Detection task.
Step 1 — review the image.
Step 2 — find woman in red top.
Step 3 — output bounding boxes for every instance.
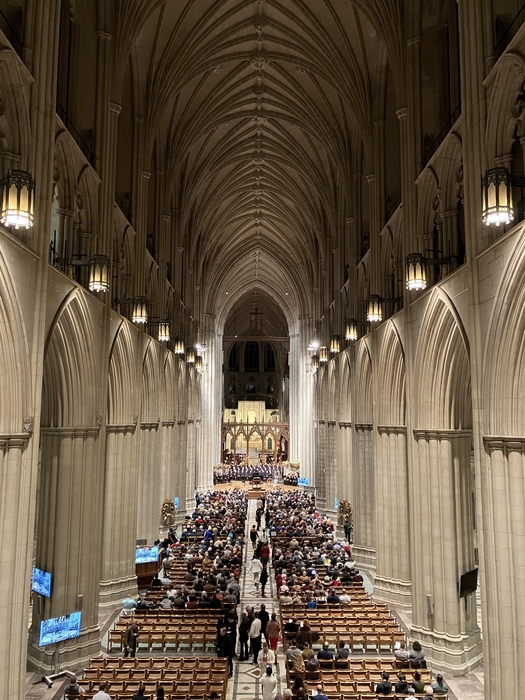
[266,612,281,663]
[260,542,270,566]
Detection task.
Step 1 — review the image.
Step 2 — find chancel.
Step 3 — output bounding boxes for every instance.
[0,3,522,700]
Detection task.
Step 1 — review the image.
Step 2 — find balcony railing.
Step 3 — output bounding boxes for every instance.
[0,9,22,57]
[423,104,461,166]
[495,3,525,58]
[56,102,95,166]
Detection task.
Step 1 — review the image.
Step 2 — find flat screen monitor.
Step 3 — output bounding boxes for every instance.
[298,477,309,486]
[459,568,478,598]
[135,545,159,564]
[32,567,52,598]
[39,612,82,646]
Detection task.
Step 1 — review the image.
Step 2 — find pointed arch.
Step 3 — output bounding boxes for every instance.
[42,290,98,427]
[108,321,136,425]
[141,341,160,423]
[337,351,352,424]
[163,351,177,421]
[484,233,525,435]
[0,249,31,433]
[414,290,471,430]
[378,321,405,426]
[355,341,373,424]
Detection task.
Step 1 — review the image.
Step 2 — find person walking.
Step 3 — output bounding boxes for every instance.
[266,612,281,663]
[261,665,277,700]
[238,612,251,661]
[249,611,262,664]
[123,620,140,657]
[251,557,263,592]
[260,563,269,597]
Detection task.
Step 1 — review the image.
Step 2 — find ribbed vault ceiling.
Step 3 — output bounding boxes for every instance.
[117,0,404,329]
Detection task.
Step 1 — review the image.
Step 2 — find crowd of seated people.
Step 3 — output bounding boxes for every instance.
[213,462,284,484]
[265,489,335,538]
[140,491,247,613]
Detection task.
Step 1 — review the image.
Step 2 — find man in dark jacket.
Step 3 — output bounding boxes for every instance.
[217,626,235,678]
[375,672,393,695]
[395,673,410,694]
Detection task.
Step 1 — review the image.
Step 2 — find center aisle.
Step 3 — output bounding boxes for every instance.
[227,496,286,700]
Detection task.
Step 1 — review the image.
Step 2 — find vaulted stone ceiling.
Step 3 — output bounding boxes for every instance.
[114,0,407,331]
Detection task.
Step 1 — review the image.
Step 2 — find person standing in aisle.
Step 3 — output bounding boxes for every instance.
[260,563,269,597]
[249,611,262,664]
[266,612,281,664]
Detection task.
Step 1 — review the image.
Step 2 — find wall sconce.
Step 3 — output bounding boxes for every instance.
[406,253,427,291]
[158,320,170,342]
[481,167,515,226]
[319,346,328,363]
[366,294,382,323]
[405,251,461,291]
[1,169,35,230]
[69,254,110,292]
[132,296,148,324]
[330,334,340,354]
[344,318,358,341]
[88,255,110,292]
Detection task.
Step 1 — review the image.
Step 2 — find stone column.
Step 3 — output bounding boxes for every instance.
[28,427,103,670]
[336,423,352,503]
[175,420,187,522]
[289,320,314,484]
[324,421,338,515]
[159,420,175,507]
[481,437,525,698]
[411,429,482,673]
[198,317,220,491]
[185,418,196,510]
[99,425,138,606]
[0,432,31,698]
[137,422,160,544]
[352,424,375,567]
[316,418,327,507]
[374,426,411,606]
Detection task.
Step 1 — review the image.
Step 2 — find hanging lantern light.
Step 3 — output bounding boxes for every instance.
[345,318,358,342]
[406,253,427,291]
[481,167,513,226]
[186,348,195,364]
[195,354,203,369]
[311,354,320,368]
[319,346,328,363]
[132,296,148,324]
[88,255,110,292]
[366,294,382,323]
[174,338,185,355]
[1,170,35,229]
[330,334,340,354]
[158,320,170,342]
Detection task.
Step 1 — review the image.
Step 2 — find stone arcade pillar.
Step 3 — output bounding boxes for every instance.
[28,427,103,670]
[137,422,160,544]
[185,419,197,511]
[0,432,31,698]
[289,322,315,485]
[410,430,482,673]
[99,424,139,607]
[374,426,411,606]
[481,437,525,698]
[352,424,375,567]
[198,317,221,492]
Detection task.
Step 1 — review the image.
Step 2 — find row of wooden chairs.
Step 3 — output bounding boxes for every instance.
[109,630,216,653]
[84,668,223,683]
[85,680,223,694]
[89,657,224,670]
[68,694,222,700]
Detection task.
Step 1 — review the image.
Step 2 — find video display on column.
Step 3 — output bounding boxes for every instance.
[39,612,82,646]
[135,545,159,564]
[32,567,52,598]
